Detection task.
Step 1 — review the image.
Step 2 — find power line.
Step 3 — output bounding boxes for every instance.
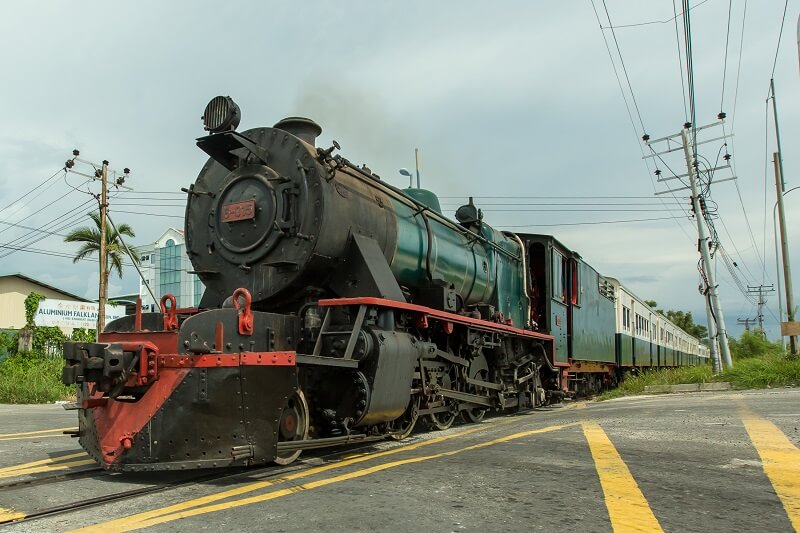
[720,0,733,112]
[589,0,696,243]
[600,0,646,134]
[438,195,688,199]
[112,210,184,219]
[499,215,688,228]
[730,0,747,134]
[597,0,712,29]
[0,197,95,248]
[769,0,790,80]
[718,0,765,280]
[0,167,66,219]
[451,208,689,212]
[672,0,689,122]
[439,201,686,206]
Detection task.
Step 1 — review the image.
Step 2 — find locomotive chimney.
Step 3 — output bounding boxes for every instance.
[273,117,322,147]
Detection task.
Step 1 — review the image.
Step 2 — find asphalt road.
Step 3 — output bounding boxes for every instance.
[0,389,798,532]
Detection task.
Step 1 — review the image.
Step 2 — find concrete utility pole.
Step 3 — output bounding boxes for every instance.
[704,297,721,373]
[680,127,734,370]
[773,152,798,355]
[98,160,109,333]
[645,120,737,371]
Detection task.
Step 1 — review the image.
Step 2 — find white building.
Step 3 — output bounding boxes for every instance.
[137,228,204,311]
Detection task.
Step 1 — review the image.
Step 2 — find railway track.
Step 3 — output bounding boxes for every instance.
[0,465,102,492]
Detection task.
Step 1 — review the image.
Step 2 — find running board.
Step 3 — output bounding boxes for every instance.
[276,433,387,452]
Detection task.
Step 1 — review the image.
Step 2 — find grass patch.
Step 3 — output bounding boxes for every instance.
[597,364,714,400]
[0,352,73,404]
[597,355,800,401]
[721,355,800,389]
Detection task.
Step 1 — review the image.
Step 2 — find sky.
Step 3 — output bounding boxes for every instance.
[0,0,797,341]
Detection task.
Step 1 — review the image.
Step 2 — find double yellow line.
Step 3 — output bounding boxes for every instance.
[0,427,77,442]
[73,421,578,532]
[0,450,94,524]
[0,451,94,479]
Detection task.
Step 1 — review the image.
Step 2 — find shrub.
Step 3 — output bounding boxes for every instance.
[0,351,73,404]
[728,330,784,360]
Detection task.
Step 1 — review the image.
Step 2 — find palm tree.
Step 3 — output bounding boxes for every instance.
[64,212,140,329]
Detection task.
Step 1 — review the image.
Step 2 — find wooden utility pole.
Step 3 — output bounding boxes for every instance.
[98,160,109,333]
[773,153,797,355]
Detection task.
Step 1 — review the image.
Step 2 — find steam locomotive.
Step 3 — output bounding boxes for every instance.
[61,96,707,471]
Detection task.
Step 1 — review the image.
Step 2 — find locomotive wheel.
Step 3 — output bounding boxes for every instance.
[427,410,456,431]
[462,354,490,424]
[389,395,420,440]
[273,389,309,465]
[426,362,457,430]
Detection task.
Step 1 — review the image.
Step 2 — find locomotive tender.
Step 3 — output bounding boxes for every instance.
[61,96,708,471]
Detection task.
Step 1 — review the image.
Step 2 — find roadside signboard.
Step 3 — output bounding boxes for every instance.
[34,299,126,330]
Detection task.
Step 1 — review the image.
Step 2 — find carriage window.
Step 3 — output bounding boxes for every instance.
[552,251,566,301]
[571,260,580,305]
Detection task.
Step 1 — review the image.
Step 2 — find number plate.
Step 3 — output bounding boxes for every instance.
[221,200,256,222]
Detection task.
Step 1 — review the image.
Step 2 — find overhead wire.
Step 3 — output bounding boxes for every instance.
[589,0,696,243]
[769,0,790,80]
[597,0,712,29]
[499,215,689,228]
[718,0,765,280]
[672,0,690,122]
[719,0,733,113]
[0,167,66,219]
[601,0,646,133]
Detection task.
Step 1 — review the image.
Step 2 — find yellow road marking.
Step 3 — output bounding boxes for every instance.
[0,452,89,475]
[582,421,663,532]
[0,459,97,479]
[0,434,69,442]
[71,423,496,532]
[74,422,578,532]
[0,427,76,438]
[741,410,800,530]
[0,507,26,523]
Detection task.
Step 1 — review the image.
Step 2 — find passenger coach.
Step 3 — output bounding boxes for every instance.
[520,234,710,395]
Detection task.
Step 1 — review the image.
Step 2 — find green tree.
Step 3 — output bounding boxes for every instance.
[64,212,139,310]
[663,310,708,340]
[647,301,708,340]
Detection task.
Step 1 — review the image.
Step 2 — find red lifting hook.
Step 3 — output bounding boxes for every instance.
[233,288,254,336]
[160,294,178,331]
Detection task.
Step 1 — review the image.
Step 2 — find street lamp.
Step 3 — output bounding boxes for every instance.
[399,168,413,188]
[774,185,800,349]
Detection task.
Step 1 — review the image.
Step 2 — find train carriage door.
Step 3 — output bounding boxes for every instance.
[567,256,578,357]
[550,248,569,361]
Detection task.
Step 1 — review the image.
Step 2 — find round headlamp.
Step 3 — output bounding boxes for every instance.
[202,96,241,133]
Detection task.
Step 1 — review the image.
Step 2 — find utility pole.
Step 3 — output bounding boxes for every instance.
[746,284,775,335]
[680,126,734,369]
[64,154,131,334]
[98,160,109,333]
[773,152,798,355]
[645,119,737,371]
[704,296,721,373]
[737,318,756,332]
